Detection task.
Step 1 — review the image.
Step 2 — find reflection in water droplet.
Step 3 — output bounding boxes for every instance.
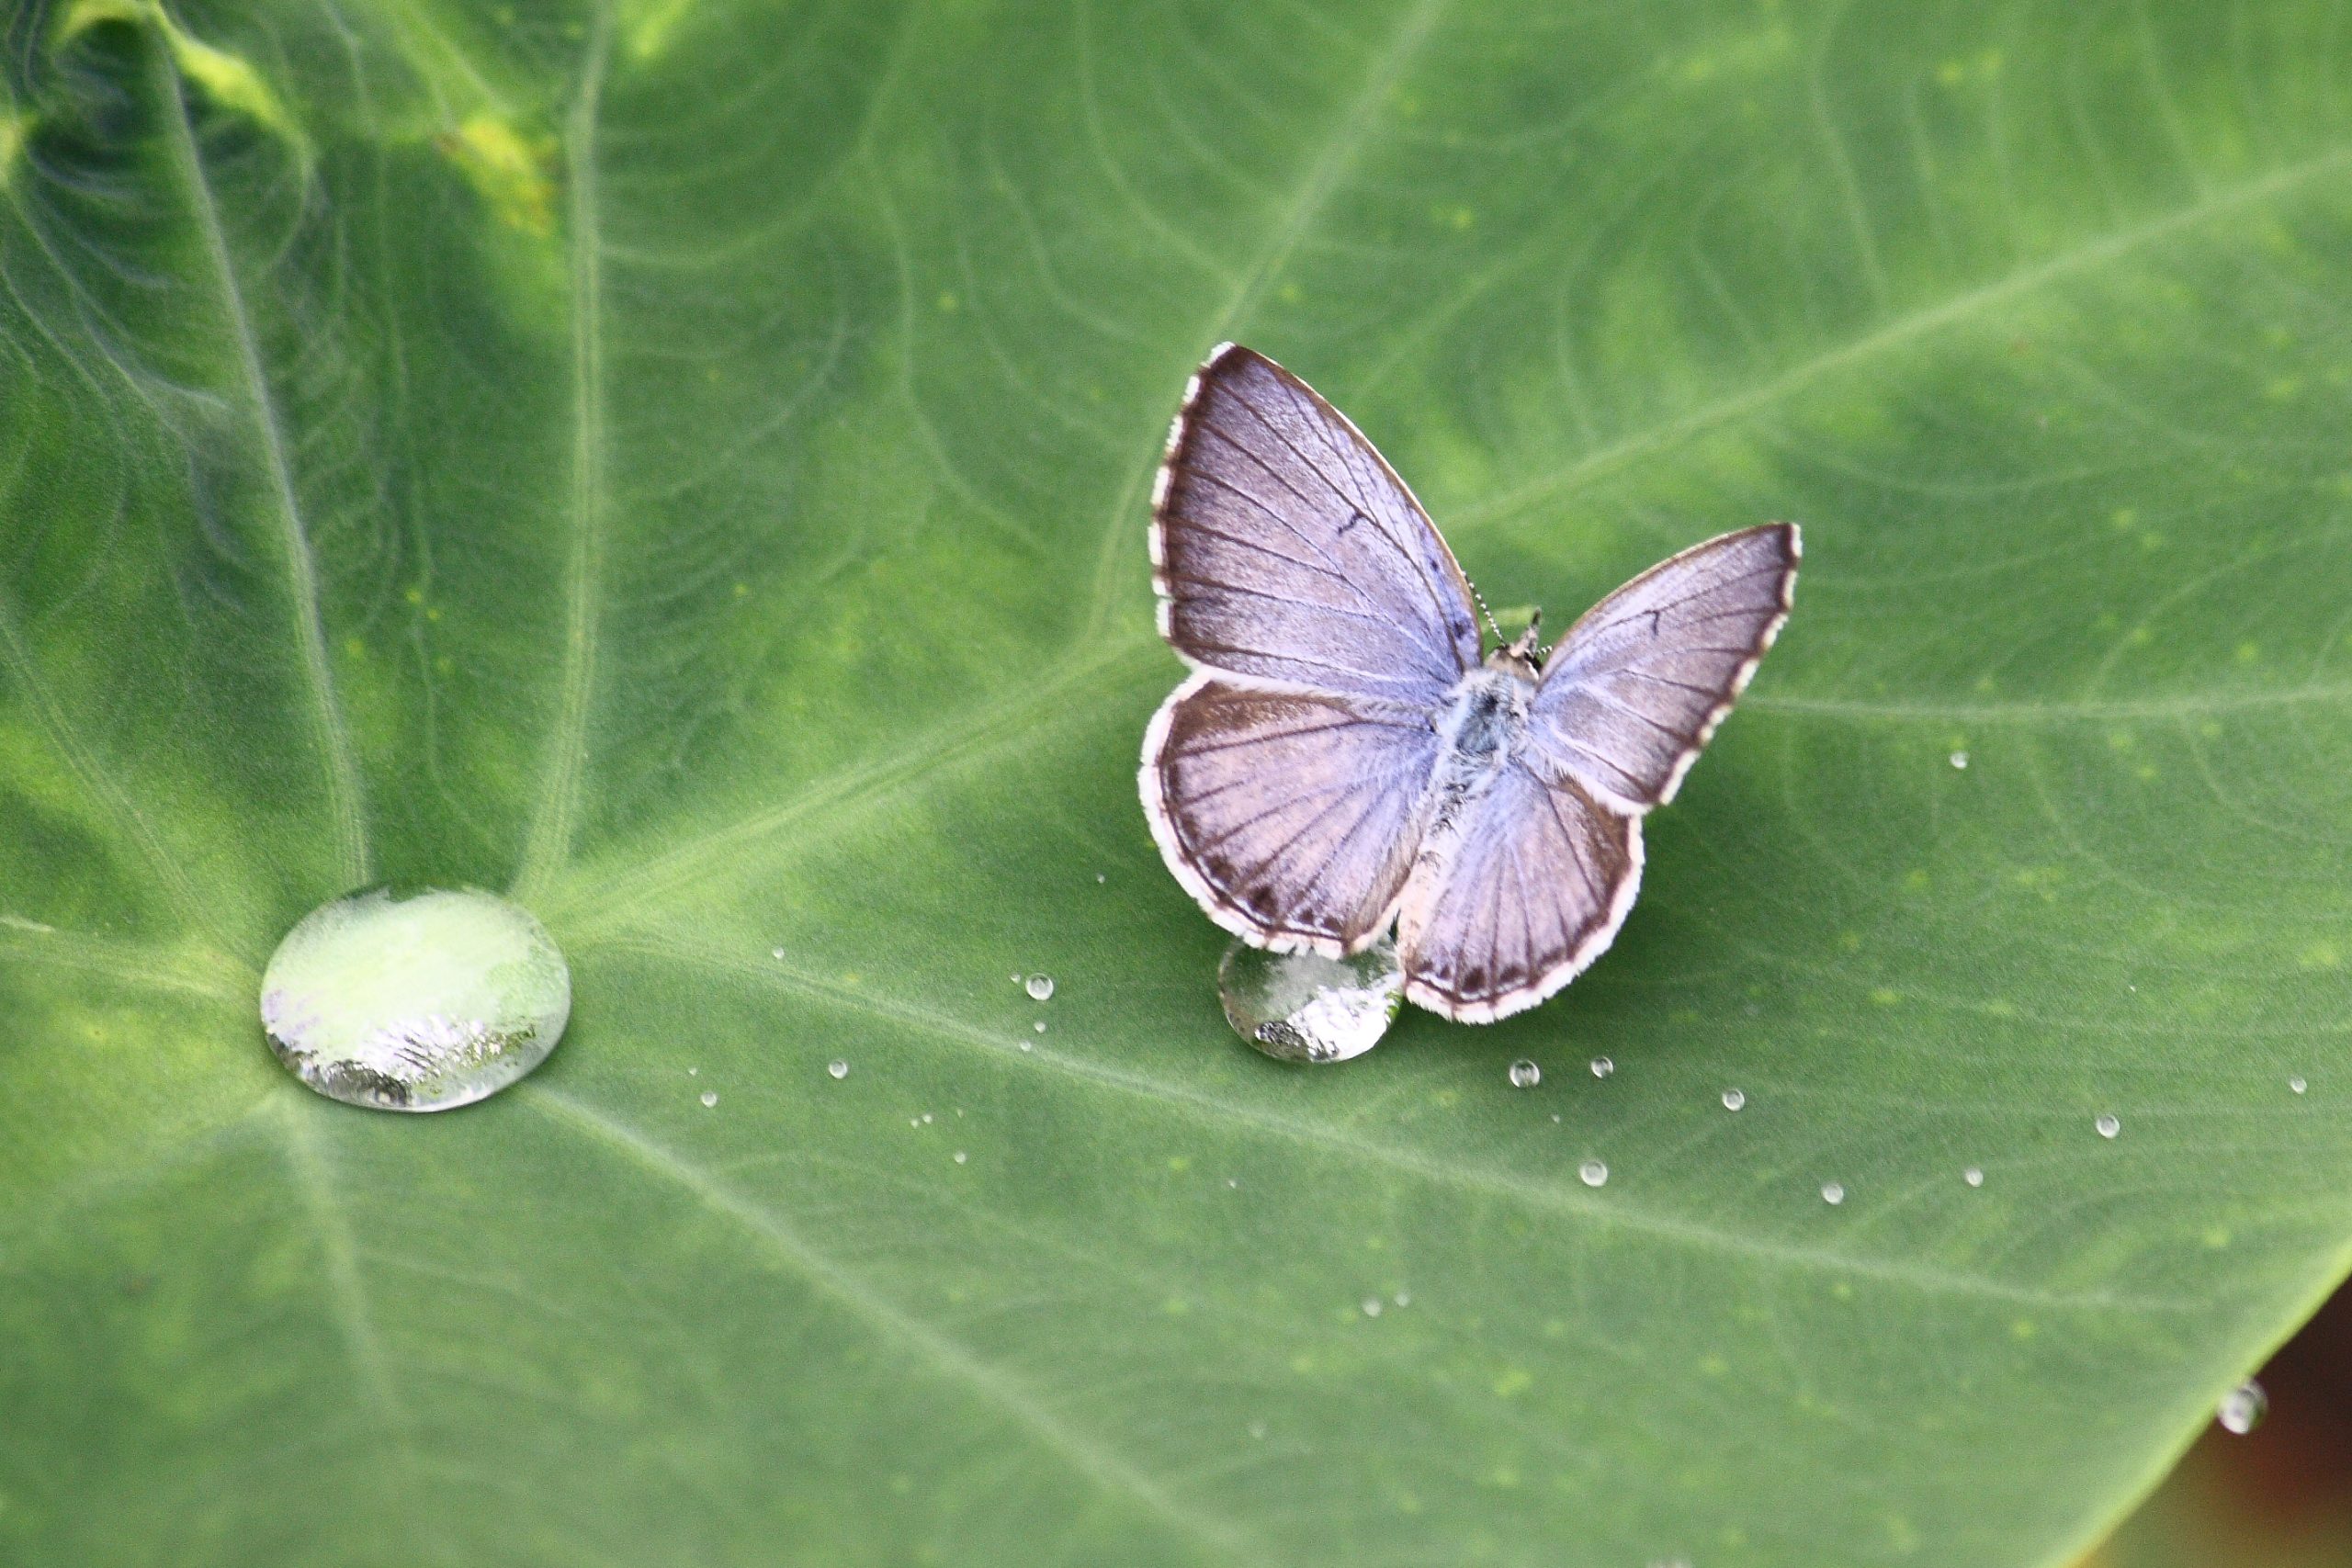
[1025,974,1056,1001]
[1821,1181,1846,1205]
[2217,1379,2268,1435]
[1721,1089,1746,1111]
[1218,938,1403,1064]
[2096,1113,2120,1138]
[259,886,570,1112]
[700,1091,718,1108]
[1361,1296,1383,1317]
[1950,751,1969,770]
[1508,1058,1541,1089]
[828,1059,850,1080]
[1964,1167,1984,1188]
[1589,1056,1614,1079]
[1579,1159,1608,1188]
[2290,1076,2308,1094]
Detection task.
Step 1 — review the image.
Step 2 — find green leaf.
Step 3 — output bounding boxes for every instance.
[4,1,2348,1562]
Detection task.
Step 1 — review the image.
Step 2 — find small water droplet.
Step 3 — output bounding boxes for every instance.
[258,886,571,1112]
[1227,1177,1239,1189]
[687,1066,698,1077]
[1025,974,1056,1001]
[1721,1089,1746,1111]
[1033,1020,1047,1033]
[1218,937,1403,1064]
[700,1091,718,1108]
[770,946,786,961]
[1589,1055,1614,1079]
[1019,1040,1034,1052]
[1578,1159,1608,1187]
[2290,1076,2308,1095]
[1821,1181,1846,1205]
[827,1059,849,1080]
[1096,873,1106,884]
[953,1150,967,1165]
[1394,1291,1410,1308]
[1950,750,1969,770]
[1361,1296,1384,1317]
[1964,1167,1984,1188]
[2217,1379,2268,1435]
[1248,1421,1267,1440]
[922,1112,933,1124]
[2096,1112,2120,1138]
[1508,1058,1542,1089]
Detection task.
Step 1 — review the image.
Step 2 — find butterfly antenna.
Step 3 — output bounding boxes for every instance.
[1467,580,1506,650]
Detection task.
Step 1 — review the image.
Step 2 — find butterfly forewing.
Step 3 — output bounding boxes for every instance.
[1396,765,1642,1023]
[1525,525,1799,812]
[1151,344,1482,704]
[1143,674,1442,954]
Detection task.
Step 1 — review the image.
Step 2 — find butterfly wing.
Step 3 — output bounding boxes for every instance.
[1525,524,1799,813]
[1150,343,1483,703]
[1142,673,1442,956]
[1395,763,1642,1023]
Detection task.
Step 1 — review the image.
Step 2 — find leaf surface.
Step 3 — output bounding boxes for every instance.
[5,2,2351,1563]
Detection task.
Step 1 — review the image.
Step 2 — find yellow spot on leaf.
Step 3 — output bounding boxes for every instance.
[1871,987,1901,1007]
[0,111,27,190]
[2010,1318,2037,1340]
[437,114,559,237]
[59,1,301,145]
[1491,1366,1532,1398]
[2301,940,2340,970]
[626,0,697,59]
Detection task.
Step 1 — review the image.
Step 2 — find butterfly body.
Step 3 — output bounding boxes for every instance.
[1141,343,1797,1025]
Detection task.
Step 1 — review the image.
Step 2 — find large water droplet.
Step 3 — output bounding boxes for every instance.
[2096,1112,2120,1139]
[1578,1159,1608,1187]
[1589,1055,1614,1079]
[2217,1379,2267,1435]
[1508,1058,1542,1089]
[1218,937,1402,1064]
[259,886,570,1112]
[1025,973,1056,1001]
[1721,1089,1746,1111]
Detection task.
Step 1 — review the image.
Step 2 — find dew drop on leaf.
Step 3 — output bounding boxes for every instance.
[1950,750,1969,770]
[1024,973,1056,1001]
[1509,1058,1542,1089]
[1579,1159,1608,1188]
[2096,1113,2120,1138]
[2216,1379,2267,1434]
[1361,1296,1384,1317]
[700,1091,718,1108]
[2290,1075,2308,1094]
[1217,937,1402,1064]
[1589,1055,1614,1079]
[1821,1181,1846,1205]
[1964,1167,1985,1188]
[258,886,570,1112]
[953,1150,967,1165]
[1721,1088,1746,1111]
[828,1059,849,1080]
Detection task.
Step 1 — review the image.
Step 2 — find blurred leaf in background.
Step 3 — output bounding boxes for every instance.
[5,1,2352,1564]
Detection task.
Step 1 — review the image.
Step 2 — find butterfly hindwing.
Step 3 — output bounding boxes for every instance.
[1524,524,1800,813]
[1142,673,1442,956]
[1151,344,1482,705]
[1396,764,1642,1023]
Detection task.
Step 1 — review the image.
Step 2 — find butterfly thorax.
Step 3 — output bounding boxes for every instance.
[1422,665,1535,835]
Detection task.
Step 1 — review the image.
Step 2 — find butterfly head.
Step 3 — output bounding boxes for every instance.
[1485,610,1544,680]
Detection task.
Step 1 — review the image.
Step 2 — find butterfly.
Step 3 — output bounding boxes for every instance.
[1139,344,1798,1023]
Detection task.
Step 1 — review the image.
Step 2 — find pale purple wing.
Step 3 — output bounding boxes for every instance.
[1142,672,1442,956]
[1396,763,1642,1023]
[1151,344,1482,705]
[1526,525,1799,813]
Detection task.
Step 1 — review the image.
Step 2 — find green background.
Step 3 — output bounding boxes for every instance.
[4,0,2351,1563]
